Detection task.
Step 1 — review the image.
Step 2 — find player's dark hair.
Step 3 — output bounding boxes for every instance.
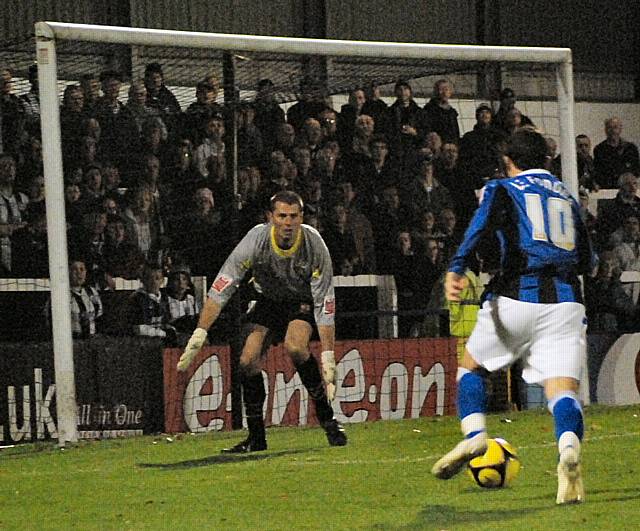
[270,190,304,212]
[505,129,549,171]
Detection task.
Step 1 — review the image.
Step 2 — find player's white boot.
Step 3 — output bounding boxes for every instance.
[556,446,584,504]
[432,432,488,480]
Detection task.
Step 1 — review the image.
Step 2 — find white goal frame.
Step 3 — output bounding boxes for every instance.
[35,21,577,445]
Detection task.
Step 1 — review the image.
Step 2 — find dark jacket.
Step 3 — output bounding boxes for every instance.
[423,98,460,144]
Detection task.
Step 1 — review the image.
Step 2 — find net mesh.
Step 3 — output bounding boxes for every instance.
[0,33,570,442]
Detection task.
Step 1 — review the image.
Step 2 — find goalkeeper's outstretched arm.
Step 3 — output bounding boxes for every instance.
[177,298,222,371]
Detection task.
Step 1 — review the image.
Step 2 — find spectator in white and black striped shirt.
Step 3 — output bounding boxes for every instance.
[164,265,200,333]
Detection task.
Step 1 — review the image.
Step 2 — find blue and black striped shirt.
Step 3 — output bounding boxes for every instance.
[449,170,596,304]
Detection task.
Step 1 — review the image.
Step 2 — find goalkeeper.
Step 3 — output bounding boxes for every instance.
[177,190,346,452]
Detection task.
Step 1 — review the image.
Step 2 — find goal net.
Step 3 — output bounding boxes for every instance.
[1,22,576,444]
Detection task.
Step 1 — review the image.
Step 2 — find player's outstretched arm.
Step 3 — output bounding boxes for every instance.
[177,298,222,372]
[445,271,468,302]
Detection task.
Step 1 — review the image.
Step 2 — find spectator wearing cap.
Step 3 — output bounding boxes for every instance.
[458,103,507,190]
[253,78,285,153]
[493,87,534,134]
[144,62,181,134]
[402,151,453,222]
[423,79,460,145]
[183,78,223,145]
[386,79,429,175]
[193,113,226,179]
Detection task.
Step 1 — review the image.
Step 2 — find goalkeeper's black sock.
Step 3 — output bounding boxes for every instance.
[242,371,266,443]
[294,355,334,423]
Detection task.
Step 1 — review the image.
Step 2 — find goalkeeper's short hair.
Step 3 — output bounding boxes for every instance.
[270,190,304,212]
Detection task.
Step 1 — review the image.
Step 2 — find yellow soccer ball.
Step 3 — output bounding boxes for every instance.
[467,437,521,488]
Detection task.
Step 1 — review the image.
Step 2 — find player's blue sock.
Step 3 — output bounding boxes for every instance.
[457,368,487,439]
[548,392,583,452]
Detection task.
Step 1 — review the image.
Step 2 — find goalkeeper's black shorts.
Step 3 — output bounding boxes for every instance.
[248,294,316,343]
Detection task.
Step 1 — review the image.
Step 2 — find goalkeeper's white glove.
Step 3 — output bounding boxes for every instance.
[177,328,208,372]
[320,350,337,401]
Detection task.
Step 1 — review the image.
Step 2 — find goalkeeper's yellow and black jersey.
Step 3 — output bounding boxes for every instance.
[207,223,336,326]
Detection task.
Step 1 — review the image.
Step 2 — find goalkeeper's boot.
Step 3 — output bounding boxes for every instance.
[222,416,267,453]
[321,418,347,447]
[431,432,488,480]
[556,446,584,505]
[221,435,267,454]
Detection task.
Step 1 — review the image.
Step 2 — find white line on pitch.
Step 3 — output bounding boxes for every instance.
[288,431,640,466]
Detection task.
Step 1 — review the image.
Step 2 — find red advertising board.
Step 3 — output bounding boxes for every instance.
[163,338,457,433]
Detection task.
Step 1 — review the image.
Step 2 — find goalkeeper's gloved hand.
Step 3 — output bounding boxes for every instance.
[320,350,337,401]
[177,328,208,372]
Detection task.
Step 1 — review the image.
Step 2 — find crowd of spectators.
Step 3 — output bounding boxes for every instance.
[1,62,640,337]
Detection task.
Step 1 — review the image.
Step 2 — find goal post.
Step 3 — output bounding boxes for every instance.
[36,37,77,446]
[34,22,577,443]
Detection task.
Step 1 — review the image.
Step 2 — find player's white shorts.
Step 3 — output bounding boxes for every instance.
[466,296,586,384]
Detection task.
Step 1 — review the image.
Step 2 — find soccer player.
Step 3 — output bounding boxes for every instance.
[177,190,347,452]
[431,130,595,504]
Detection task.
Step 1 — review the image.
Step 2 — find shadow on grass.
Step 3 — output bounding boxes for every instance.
[375,488,640,529]
[137,448,310,470]
[382,503,551,530]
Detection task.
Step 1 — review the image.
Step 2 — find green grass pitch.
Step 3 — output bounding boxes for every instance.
[1,405,639,530]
